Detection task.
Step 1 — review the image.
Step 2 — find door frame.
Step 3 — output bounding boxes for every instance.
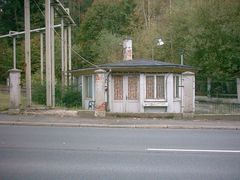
[111,74,140,113]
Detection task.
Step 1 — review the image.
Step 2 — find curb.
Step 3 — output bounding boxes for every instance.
[0,121,239,130]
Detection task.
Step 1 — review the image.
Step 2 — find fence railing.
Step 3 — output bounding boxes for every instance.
[196,79,237,98]
[195,96,240,114]
[0,85,26,95]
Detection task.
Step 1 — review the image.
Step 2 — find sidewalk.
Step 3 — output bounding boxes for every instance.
[0,109,240,130]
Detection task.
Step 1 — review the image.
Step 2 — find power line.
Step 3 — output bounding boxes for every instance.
[32,0,98,68]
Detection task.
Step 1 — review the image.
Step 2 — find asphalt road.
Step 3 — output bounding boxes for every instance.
[0,125,240,180]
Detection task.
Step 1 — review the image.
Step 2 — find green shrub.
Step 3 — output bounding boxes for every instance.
[32,81,82,108]
[32,82,46,105]
[62,86,82,108]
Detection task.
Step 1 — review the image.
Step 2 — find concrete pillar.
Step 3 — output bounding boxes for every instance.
[45,0,52,107]
[68,26,72,85]
[139,73,145,112]
[8,69,21,114]
[94,69,106,117]
[167,74,174,112]
[51,5,55,107]
[64,28,68,86]
[40,33,44,85]
[24,0,32,107]
[182,72,195,114]
[61,18,65,93]
[237,78,240,103]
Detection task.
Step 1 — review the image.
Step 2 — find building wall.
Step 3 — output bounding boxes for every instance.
[79,71,195,114]
[109,73,185,113]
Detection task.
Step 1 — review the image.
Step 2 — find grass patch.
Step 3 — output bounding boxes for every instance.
[0,91,27,111]
[0,91,9,111]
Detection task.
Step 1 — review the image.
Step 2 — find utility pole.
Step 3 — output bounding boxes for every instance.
[51,5,55,107]
[13,36,16,69]
[40,32,44,85]
[64,28,68,86]
[61,18,65,94]
[68,25,72,85]
[24,0,32,107]
[45,0,52,107]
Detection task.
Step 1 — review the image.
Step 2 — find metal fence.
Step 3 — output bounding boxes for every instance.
[196,79,237,98]
[195,103,240,114]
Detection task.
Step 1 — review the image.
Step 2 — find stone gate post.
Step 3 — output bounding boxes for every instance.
[94,69,106,117]
[8,69,21,114]
[182,72,195,116]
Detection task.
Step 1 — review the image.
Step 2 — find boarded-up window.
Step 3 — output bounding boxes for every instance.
[156,76,165,99]
[128,76,139,100]
[146,75,165,99]
[146,76,154,99]
[114,76,123,100]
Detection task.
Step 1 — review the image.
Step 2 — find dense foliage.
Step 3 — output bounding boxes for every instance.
[0,0,239,84]
[32,80,82,108]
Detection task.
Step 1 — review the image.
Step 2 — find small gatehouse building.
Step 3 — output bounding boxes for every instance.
[71,39,195,116]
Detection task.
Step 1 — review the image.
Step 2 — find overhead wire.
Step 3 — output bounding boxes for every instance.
[32,0,98,68]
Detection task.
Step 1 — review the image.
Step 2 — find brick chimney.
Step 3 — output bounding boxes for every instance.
[123,38,132,61]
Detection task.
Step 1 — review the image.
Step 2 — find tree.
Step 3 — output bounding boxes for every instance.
[76,0,137,65]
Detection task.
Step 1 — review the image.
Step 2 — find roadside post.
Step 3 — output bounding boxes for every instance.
[94,69,106,117]
[8,69,22,114]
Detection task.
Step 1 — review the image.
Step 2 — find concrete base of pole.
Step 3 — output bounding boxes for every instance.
[8,69,21,114]
[8,108,21,114]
